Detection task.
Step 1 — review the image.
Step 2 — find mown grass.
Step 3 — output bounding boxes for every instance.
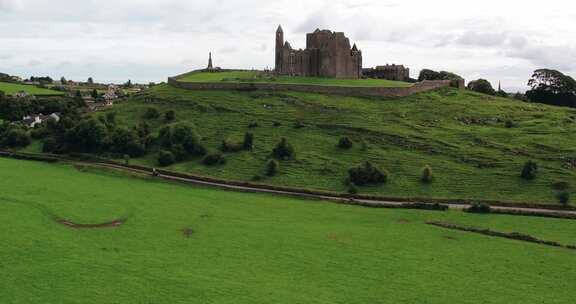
[0,81,64,95]
[177,71,412,87]
[104,84,576,205]
[1,157,576,303]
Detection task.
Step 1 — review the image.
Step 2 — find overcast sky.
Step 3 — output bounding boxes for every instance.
[1,0,575,91]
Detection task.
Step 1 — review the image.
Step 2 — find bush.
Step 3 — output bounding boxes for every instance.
[421,165,433,183]
[272,137,295,160]
[243,132,254,151]
[337,137,353,149]
[1,128,31,148]
[467,202,491,213]
[42,137,60,153]
[505,120,514,128]
[221,139,244,153]
[248,122,259,128]
[557,192,570,206]
[347,184,358,195]
[348,161,388,186]
[164,110,175,122]
[144,107,160,119]
[158,122,206,156]
[266,159,280,177]
[202,153,226,166]
[521,161,538,180]
[158,150,175,167]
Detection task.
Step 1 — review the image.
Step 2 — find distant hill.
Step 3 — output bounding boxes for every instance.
[0,81,64,96]
[97,84,576,205]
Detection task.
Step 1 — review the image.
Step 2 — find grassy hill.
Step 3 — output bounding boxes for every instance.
[102,84,576,205]
[178,71,413,87]
[0,81,64,96]
[1,157,576,303]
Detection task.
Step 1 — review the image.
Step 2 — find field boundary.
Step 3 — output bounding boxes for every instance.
[427,221,576,250]
[1,150,576,219]
[167,75,462,98]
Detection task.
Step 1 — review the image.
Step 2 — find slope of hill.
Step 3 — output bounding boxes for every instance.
[178,70,413,87]
[0,81,64,96]
[104,85,576,205]
[1,157,575,303]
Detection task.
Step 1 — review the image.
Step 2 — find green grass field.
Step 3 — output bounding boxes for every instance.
[0,82,64,96]
[177,71,413,87]
[102,85,576,205]
[1,157,576,303]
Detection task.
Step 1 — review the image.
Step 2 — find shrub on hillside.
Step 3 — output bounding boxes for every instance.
[266,159,280,177]
[521,161,538,180]
[202,153,226,166]
[248,122,259,128]
[337,137,353,149]
[158,150,175,167]
[158,122,206,156]
[557,192,570,207]
[347,184,359,195]
[144,107,160,119]
[505,120,514,128]
[467,202,491,213]
[243,132,254,151]
[421,165,433,183]
[164,110,176,122]
[221,138,244,153]
[272,137,295,160]
[348,161,388,186]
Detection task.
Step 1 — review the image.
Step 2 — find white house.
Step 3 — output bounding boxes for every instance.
[22,113,61,128]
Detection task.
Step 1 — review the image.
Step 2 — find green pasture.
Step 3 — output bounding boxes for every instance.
[0,82,64,96]
[1,157,576,303]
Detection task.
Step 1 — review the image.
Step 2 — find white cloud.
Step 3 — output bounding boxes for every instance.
[1,0,575,90]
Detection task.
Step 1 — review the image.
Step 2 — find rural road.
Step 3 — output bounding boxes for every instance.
[96,162,576,217]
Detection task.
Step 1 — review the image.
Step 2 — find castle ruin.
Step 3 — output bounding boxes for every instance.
[275,25,363,79]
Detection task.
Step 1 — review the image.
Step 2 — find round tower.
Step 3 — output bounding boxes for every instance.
[275,25,284,74]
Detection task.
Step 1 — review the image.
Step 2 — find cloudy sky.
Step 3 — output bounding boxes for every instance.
[1,0,575,91]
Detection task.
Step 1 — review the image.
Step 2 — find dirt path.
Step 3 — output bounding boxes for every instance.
[96,163,576,217]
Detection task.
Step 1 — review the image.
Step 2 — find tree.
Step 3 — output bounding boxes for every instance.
[418,69,441,81]
[60,77,67,84]
[521,161,538,180]
[202,153,226,166]
[526,69,576,107]
[158,122,205,156]
[144,107,160,119]
[421,165,433,183]
[158,150,175,166]
[338,137,353,149]
[164,110,176,122]
[243,132,254,150]
[66,118,108,152]
[348,161,388,186]
[124,80,133,88]
[467,79,496,95]
[110,127,145,157]
[272,137,295,160]
[557,192,570,207]
[91,89,99,99]
[0,127,31,147]
[266,159,279,176]
[418,69,463,82]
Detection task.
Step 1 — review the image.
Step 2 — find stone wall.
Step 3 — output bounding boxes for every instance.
[168,77,455,98]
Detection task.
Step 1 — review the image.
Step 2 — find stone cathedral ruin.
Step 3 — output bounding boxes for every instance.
[274,25,410,81]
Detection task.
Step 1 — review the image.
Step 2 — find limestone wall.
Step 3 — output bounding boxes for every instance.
[167,77,455,98]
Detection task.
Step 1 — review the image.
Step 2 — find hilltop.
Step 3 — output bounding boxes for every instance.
[89,83,576,205]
